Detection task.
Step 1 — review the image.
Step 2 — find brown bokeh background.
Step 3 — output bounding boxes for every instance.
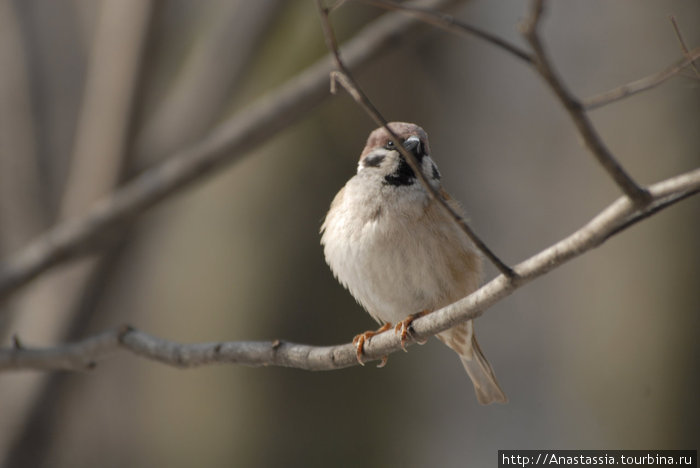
[0,1,698,467]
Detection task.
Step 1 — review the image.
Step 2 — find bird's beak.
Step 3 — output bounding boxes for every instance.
[402,135,423,157]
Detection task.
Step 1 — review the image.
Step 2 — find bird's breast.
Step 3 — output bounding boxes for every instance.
[322,183,480,324]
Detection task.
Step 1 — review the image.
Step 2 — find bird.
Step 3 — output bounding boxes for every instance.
[320,122,506,404]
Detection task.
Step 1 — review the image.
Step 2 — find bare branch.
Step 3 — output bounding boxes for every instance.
[317,0,516,278]
[359,0,533,63]
[583,47,700,110]
[2,168,698,372]
[358,1,700,114]
[0,0,460,303]
[520,0,651,205]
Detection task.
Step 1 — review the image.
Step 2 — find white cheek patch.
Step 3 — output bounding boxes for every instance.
[358,150,389,173]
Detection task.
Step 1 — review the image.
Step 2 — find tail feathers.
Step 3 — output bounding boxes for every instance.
[437,321,507,405]
[460,334,507,404]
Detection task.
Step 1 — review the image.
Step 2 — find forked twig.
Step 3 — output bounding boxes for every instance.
[361,1,700,113]
[520,0,651,205]
[669,15,700,78]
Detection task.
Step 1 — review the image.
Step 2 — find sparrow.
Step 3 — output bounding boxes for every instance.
[321,122,506,404]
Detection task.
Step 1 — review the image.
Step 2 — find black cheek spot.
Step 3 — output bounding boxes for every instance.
[431,163,441,180]
[363,154,385,168]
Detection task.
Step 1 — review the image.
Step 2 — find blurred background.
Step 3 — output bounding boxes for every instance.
[0,0,698,467]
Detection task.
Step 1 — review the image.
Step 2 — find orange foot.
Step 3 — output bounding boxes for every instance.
[352,322,392,366]
[394,310,430,351]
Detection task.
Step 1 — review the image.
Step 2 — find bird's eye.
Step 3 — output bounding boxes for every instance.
[385,140,395,150]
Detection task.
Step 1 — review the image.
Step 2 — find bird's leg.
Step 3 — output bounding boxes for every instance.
[394,310,430,351]
[352,322,392,366]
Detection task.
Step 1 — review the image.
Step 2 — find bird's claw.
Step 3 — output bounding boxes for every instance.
[352,322,392,366]
[394,310,429,351]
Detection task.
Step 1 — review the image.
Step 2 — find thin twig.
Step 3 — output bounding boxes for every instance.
[520,0,651,205]
[601,187,699,242]
[583,47,700,110]
[669,15,700,78]
[316,0,516,278]
[2,168,698,372]
[359,0,533,63]
[359,0,699,111]
[0,0,460,303]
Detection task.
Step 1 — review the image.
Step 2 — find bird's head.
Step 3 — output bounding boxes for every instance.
[357,122,441,188]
